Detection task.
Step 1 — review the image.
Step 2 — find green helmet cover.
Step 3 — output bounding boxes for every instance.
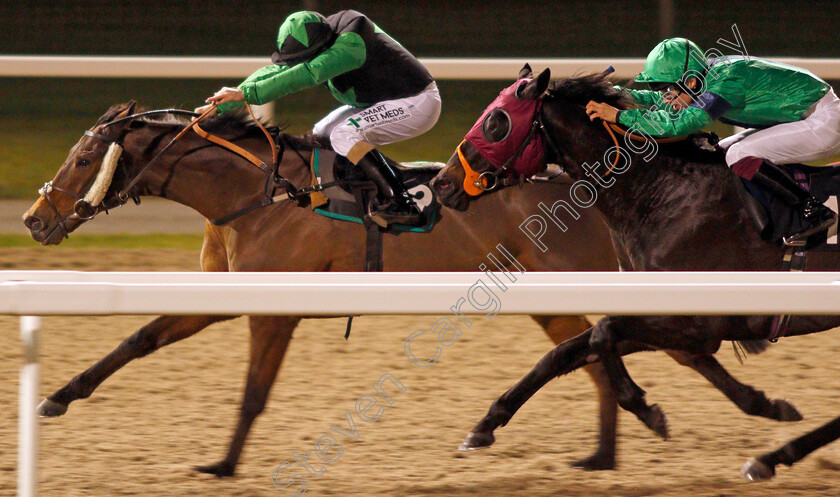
[271,11,335,65]
[635,38,707,85]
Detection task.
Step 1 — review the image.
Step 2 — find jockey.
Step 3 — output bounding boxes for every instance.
[196,10,441,227]
[586,37,839,239]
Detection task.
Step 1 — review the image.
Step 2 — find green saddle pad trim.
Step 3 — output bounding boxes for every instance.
[314,206,438,232]
[312,148,438,233]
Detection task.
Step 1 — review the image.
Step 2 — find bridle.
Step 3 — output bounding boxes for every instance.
[457,105,545,195]
[35,181,91,242]
[458,97,689,195]
[36,121,138,241]
[39,103,332,238]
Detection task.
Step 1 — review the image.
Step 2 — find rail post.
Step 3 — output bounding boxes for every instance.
[18,315,40,497]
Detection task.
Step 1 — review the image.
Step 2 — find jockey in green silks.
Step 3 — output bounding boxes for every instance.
[586,37,840,240]
[197,10,441,227]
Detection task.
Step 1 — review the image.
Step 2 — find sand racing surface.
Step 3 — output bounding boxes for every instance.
[2,247,840,496]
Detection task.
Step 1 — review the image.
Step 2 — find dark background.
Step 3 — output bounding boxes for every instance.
[2,0,839,57]
[1,0,838,197]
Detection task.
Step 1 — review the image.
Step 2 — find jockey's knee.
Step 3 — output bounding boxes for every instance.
[345,141,376,164]
[725,142,758,167]
[329,126,365,158]
[312,121,330,139]
[810,134,840,158]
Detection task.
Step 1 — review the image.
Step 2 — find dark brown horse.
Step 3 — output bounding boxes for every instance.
[430,67,840,480]
[22,101,798,478]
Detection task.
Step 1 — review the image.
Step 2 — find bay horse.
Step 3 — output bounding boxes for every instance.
[430,66,840,480]
[22,101,797,478]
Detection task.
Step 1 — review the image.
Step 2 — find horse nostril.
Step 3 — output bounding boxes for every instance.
[435,177,454,194]
[23,215,45,233]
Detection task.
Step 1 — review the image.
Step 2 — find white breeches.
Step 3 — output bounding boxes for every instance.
[721,89,840,166]
[312,82,442,157]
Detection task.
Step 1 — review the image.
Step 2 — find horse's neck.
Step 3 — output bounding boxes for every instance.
[558,125,655,229]
[562,129,766,269]
[126,130,313,223]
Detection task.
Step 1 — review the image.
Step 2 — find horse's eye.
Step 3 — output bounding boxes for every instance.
[482,109,512,143]
[76,158,91,168]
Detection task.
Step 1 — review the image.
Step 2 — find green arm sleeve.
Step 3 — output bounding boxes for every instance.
[613,85,664,108]
[217,32,366,115]
[215,65,288,114]
[617,105,713,137]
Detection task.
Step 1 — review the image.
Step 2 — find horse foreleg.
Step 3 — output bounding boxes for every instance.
[666,351,802,422]
[461,326,651,452]
[39,314,234,417]
[532,315,617,471]
[742,414,840,481]
[461,329,596,451]
[196,315,300,478]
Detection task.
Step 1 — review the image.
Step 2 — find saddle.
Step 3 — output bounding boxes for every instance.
[309,148,441,233]
[737,162,840,250]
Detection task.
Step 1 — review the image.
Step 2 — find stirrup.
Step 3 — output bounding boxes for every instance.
[365,199,422,228]
[365,212,389,229]
[364,211,423,229]
[783,216,836,246]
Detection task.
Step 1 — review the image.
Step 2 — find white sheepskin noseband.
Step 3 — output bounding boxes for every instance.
[82,142,122,207]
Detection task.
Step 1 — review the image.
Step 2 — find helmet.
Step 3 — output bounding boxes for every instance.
[271,11,336,65]
[635,38,707,88]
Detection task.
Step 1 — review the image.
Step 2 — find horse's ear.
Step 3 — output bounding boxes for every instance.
[96,101,137,126]
[518,63,533,80]
[520,68,551,100]
[118,100,137,118]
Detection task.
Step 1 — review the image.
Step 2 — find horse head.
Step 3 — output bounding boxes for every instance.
[23,101,138,245]
[431,66,633,211]
[431,64,551,210]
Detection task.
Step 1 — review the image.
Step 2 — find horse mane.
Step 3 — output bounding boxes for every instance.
[199,109,278,136]
[546,75,725,164]
[110,104,316,150]
[547,74,634,109]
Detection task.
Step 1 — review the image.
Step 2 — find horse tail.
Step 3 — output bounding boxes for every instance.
[732,340,771,364]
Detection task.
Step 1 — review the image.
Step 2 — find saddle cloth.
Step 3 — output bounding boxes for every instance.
[309,148,441,233]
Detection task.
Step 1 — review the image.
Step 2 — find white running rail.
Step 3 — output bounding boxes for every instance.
[4,271,840,315]
[2,56,839,79]
[6,270,840,497]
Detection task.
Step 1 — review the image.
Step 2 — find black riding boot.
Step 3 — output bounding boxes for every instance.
[355,150,422,228]
[751,162,836,243]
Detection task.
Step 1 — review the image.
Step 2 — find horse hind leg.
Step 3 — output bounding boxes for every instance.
[196,315,300,478]
[742,414,840,481]
[667,351,802,422]
[39,314,235,417]
[532,315,617,471]
[589,318,669,440]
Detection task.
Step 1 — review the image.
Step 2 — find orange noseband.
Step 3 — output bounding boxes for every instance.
[457,140,495,196]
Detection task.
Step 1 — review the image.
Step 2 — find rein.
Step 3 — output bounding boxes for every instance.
[66,103,331,228]
[201,102,336,225]
[116,104,220,201]
[600,121,687,175]
[461,103,694,195]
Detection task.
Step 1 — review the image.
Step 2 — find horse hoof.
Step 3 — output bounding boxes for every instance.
[37,398,68,417]
[740,458,775,481]
[647,403,670,440]
[772,398,804,422]
[570,452,616,471]
[458,430,495,451]
[195,461,235,478]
